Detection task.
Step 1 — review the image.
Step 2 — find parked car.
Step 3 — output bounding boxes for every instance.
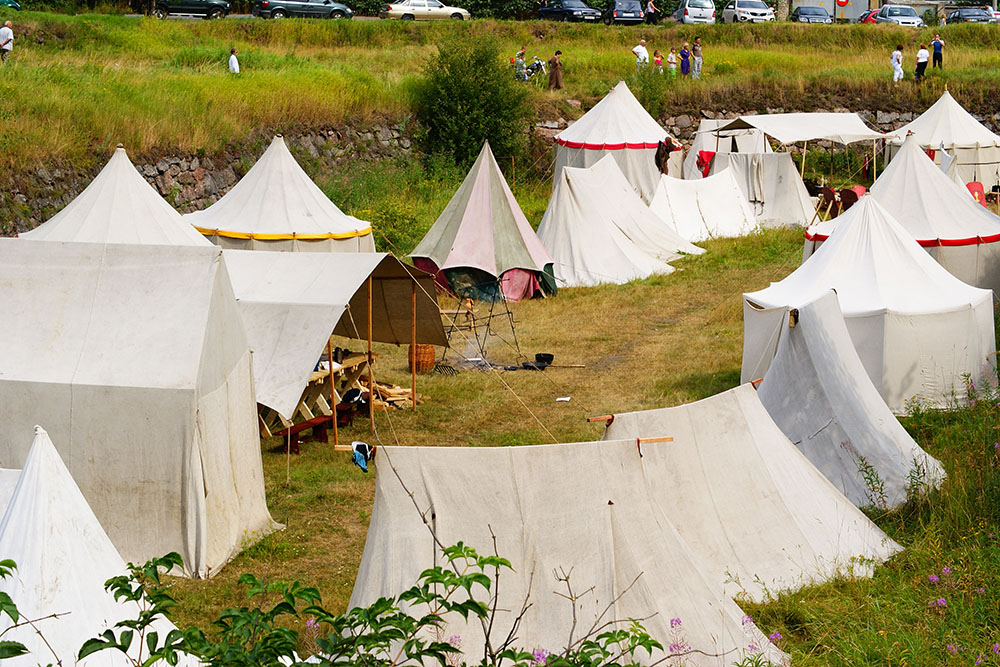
[154,0,230,18]
[254,0,353,17]
[0,0,21,10]
[379,0,469,18]
[856,8,877,22]
[790,4,831,22]
[603,0,644,24]
[720,0,775,22]
[673,0,716,23]
[875,4,924,26]
[537,0,602,21]
[945,7,993,23]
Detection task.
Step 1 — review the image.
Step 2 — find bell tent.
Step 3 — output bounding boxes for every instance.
[648,169,758,242]
[756,291,946,508]
[0,240,276,577]
[411,142,556,302]
[553,81,681,203]
[746,195,996,413]
[186,135,376,252]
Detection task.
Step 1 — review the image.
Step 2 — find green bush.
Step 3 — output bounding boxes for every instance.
[413,33,532,169]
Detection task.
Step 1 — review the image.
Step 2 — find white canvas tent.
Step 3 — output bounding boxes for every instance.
[186,135,376,252]
[553,81,681,203]
[0,240,275,577]
[745,195,996,414]
[885,90,1000,188]
[705,153,813,227]
[0,427,200,666]
[603,384,901,602]
[537,157,700,287]
[648,169,758,242]
[757,291,946,508]
[351,442,789,666]
[682,118,772,180]
[805,135,1000,296]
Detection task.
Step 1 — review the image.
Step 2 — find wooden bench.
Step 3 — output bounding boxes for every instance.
[273,415,333,455]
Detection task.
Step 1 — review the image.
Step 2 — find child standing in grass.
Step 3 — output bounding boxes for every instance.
[891,44,903,84]
[653,50,663,73]
[680,42,691,78]
[667,47,677,77]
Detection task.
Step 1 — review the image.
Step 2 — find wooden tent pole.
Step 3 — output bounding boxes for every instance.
[801,140,807,178]
[328,338,338,446]
[367,277,374,434]
[872,139,878,182]
[411,281,417,412]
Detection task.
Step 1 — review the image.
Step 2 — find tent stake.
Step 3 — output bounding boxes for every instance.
[411,281,417,411]
[368,277,374,434]
[328,338,339,446]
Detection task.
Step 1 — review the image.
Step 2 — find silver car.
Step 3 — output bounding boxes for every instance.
[675,0,716,23]
[379,0,470,19]
[875,4,924,26]
[721,0,775,22]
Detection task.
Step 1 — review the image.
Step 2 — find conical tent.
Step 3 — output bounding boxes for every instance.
[805,135,1000,296]
[410,142,556,302]
[603,384,901,603]
[351,443,789,667]
[747,196,996,413]
[0,240,275,577]
[553,81,681,203]
[885,90,1000,188]
[537,159,678,287]
[0,427,200,666]
[648,169,758,242]
[682,118,772,179]
[186,135,376,252]
[757,291,946,508]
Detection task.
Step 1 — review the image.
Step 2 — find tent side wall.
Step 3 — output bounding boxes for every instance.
[203,232,376,253]
[886,143,1000,190]
[713,153,813,227]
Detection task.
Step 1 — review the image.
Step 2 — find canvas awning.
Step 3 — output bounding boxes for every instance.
[718,112,883,145]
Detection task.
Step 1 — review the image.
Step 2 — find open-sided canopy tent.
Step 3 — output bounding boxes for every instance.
[0,427,200,665]
[537,157,696,287]
[704,153,813,227]
[186,135,376,252]
[603,384,900,602]
[223,250,447,418]
[805,135,1000,295]
[648,169,758,242]
[757,291,946,508]
[745,196,996,414]
[411,142,555,303]
[681,118,772,180]
[885,90,1000,188]
[717,112,883,145]
[553,81,681,203]
[0,240,275,577]
[351,443,789,666]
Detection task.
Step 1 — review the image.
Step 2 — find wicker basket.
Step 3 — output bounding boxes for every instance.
[408,344,436,374]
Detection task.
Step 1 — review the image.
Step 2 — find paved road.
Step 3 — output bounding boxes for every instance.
[124,12,379,18]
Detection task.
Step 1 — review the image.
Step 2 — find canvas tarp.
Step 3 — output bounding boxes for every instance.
[0,427,200,666]
[708,153,813,227]
[718,112,883,145]
[682,118,772,180]
[805,135,1000,295]
[603,384,901,602]
[756,291,946,508]
[648,169,758,242]
[0,240,275,577]
[222,251,446,419]
[745,196,996,413]
[553,81,681,203]
[537,157,692,287]
[186,135,376,252]
[411,141,555,302]
[351,441,789,667]
[885,90,1000,188]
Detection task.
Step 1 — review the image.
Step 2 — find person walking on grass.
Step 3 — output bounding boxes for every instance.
[680,42,691,78]
[667,46,677,77]
[691,36,703,80]
[228,48,240,74]
[931,34,944,69]
[915,43,928,82]
[548,50,563,90]
[891,44,904,84]
[632,39,649,73]
[646,0,659,23]
[0,22,13,64]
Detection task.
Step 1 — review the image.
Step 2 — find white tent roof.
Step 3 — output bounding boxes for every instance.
[648,169,758,242]
[0,427,199,666]
[886,90,1000,149]
[0,240,274,577]
[808,135,1000,243]
[537,159,678,287]
[19,146,212,246]
[603,384,900,602]
[757,291,946,508]
[717,112,883,145]
[185,135,373,244]
[682,118,772,180]
[351,441,789,667]
[555,81,666,149]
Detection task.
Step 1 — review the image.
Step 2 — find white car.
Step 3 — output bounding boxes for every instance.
[875,4,924,26]
[674,0,716,23]
[379,0,470,19]
[721,0,775,22]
